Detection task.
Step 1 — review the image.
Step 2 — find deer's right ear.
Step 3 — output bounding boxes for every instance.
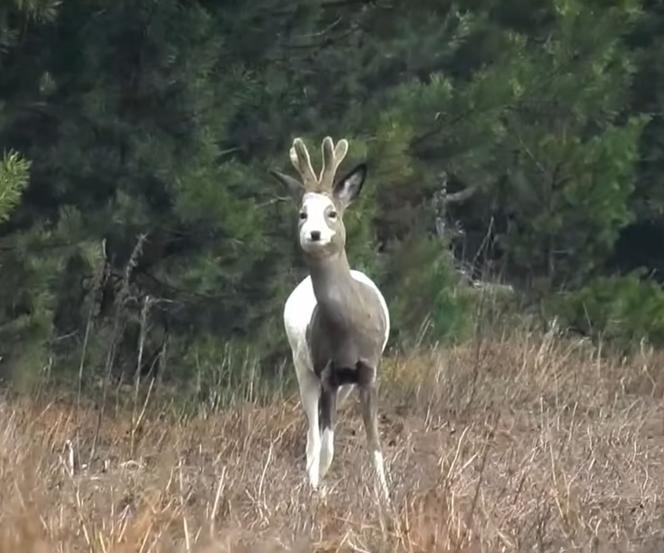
[332,163,366,209]
[270,169,304,200]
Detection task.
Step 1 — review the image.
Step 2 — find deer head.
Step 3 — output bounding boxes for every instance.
[271,136,366,258]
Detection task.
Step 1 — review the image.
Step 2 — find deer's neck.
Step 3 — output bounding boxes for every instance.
[306,251,358,324]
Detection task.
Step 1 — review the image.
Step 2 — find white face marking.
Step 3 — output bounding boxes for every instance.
[299,193,336,252]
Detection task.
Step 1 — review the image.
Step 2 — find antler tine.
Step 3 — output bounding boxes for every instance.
[289,138,318,190]
[319,136,349,191]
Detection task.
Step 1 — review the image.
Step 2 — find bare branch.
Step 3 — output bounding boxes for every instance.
[445,185,479,204]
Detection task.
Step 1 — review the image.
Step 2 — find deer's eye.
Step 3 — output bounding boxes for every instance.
[328,210,337,219]
[299,212,307,220]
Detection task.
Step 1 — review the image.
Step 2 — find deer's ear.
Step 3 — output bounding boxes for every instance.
[333,163,366,208]
[270,169,304,200]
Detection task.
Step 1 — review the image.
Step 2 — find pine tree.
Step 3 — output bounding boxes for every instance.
[493,1,646,292]
[352,0,646,295]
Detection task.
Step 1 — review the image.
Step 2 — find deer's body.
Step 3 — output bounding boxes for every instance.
[284,269,389,382]
[272,137,391,498]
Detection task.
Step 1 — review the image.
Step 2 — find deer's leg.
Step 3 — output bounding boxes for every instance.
[337,384,354,407]
[357,362,389,500]
[319,363,338,478]
[295,361,322,489]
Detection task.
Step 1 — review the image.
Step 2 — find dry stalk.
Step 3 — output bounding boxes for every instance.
[90,233,148,466]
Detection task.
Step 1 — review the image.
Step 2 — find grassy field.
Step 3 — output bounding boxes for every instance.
[1,326,663,552]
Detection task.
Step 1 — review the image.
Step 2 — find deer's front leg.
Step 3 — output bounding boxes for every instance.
[297,366,322,489]
[319,361,338,479]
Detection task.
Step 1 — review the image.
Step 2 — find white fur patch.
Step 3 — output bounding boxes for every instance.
[372,450,389,499]
[297,367,321,489]
[300,193,335,251]
[320,427,334,478]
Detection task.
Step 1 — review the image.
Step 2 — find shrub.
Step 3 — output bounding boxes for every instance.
[556,272,664,346]
[384,236,476,347]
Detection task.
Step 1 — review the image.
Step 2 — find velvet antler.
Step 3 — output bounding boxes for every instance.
[287,136,349,193]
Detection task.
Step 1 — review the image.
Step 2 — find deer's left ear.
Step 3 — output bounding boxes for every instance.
[270,169,304,200]
[333,163,366,208]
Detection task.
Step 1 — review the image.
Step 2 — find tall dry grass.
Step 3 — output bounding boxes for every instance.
[0,324,663,552]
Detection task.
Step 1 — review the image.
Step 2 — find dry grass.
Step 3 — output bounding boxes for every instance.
[1,326,663,552]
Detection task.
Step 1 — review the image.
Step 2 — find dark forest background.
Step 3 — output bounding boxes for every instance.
[1,0,664,391]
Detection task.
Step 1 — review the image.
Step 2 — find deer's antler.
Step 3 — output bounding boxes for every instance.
[288,136,349,193]
[319,136,348,192]
[290,138,318,190]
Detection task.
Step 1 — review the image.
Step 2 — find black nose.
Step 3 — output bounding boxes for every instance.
[310,230,321,241]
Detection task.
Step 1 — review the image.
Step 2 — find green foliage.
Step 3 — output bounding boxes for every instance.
[557,272,664,346]
[11,0,60,21]
[0,150,30,222]
[385,235,475,347]
[0,0,58,54]
[493,3,646,288]
[174,336,292,411]
[627,1,664,220]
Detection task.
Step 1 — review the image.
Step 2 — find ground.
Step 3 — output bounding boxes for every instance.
[1,326,663,552]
